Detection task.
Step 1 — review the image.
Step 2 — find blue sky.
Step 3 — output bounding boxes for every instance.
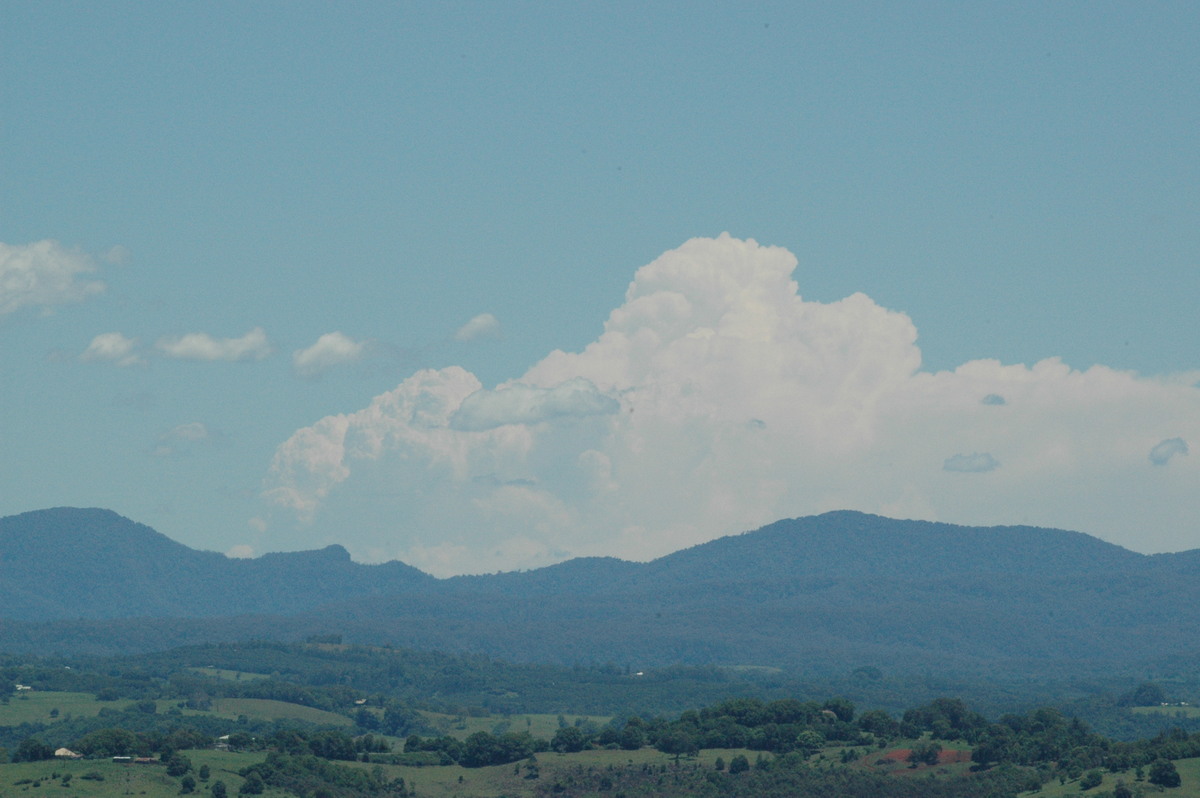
[2,2,1197,574]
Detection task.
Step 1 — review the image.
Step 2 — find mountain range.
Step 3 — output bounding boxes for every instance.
[3,507,1199,678]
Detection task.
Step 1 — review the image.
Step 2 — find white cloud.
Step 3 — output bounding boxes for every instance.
[943,452,1000,473]
[156,327,272,362]
[293,331,367,378]
[260,234,1200,575]
[454,312,501,342]
[81,332,143,367]
[1149,438,1188,466]
[0,240,105,315]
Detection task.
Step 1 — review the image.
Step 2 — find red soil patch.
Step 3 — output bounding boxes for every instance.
[878,748,972,765]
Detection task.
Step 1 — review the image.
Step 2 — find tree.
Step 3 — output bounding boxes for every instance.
[238,772,264,795]
[180,775,196,794]
[907,741,941,766]
[1080,770,1103,790]
[1148,759,1181,788]
[795,730,824,757]
[198,765,210,781]
[167,753,193,777]
[551,726,586,753]
[728,754,750,774]
[13,737,53,762]
[619,725,645,751]
[210,781,227,798]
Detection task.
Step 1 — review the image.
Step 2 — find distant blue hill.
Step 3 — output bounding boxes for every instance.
[2,506,1198,678]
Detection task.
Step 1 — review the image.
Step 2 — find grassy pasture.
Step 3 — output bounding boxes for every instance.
[357,746,766,798]
[0,751,281,798]
[0,692,122,725]
[1132,705,1200,719]
[418,710,611,740]
[206,697,353,726]
[187,667,271,682]
[1018,756,1200,797]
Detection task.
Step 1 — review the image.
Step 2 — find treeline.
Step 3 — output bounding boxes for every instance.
[13,641,1200,739]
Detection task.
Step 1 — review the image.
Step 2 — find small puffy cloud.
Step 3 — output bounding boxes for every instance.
[450,378,620,431]
[981,393,1007,406]
[156,327,272,362]
[153,422,213,457]
[260,234,1200,575]
[1149,438,1188,466]
[454,312,501,342]
[293,331,367,378]
[81,332,143,367]
[943,452,1000,473]
[0,239,104,315]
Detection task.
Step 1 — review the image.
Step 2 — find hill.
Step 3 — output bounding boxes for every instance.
[3,507,1200,678]
[0,508,431,621]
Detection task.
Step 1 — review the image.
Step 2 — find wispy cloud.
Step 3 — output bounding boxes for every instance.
[0,240,105,316]
[153,421,214,457]
[943,452,1000,473]
[156,328,272,362]
[454,312,501,342]
[292,331,367,378]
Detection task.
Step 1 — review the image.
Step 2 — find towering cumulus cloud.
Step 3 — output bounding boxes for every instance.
[261,235,1200,575]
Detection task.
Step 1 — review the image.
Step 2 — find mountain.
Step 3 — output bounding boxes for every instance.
[2,506,1200,678]
[0,507,431,621]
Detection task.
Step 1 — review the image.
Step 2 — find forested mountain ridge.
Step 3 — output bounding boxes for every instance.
[0,507,432,621]
[3,506,1200,677]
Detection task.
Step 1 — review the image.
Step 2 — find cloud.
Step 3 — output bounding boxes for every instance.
[943,452,1000,473]
[226,544,255,559]
[156,327,272,362]
[981,393,1007,406]
[0,239,105,315]
[81,332,143,367]
[450,379,620,431]
[153,421,213,457]
[293,331,367,378]
[1149,438,1188,466]
[454,312,501,342]
[260,234,1200,575]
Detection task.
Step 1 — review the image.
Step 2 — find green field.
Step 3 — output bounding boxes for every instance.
[187,667,271,682]
[1020,756,1200,797]
[1132,705,1200,719]
[418,710,612,740]
[0,750,282,798]
[207,698,353,726]
[0,692,123,725]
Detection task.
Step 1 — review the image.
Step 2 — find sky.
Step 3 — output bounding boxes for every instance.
[2,2,1197,576]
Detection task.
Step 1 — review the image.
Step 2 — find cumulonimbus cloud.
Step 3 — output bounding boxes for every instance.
[156,328,272,362]
[0,240,105,315]
[292,332,367,378]
[260,234,1200,576]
